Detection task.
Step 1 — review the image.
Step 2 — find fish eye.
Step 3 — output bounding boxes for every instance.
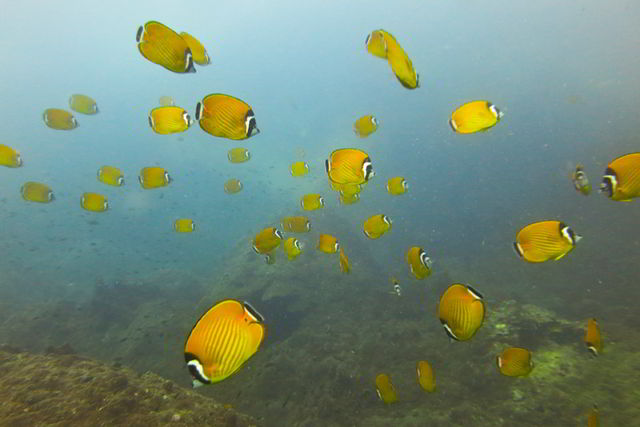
[164,172,171,183]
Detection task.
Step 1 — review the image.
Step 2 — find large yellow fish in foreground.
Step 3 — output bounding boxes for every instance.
[136,21,195,73]
[69,94,98,115]
[195,94,259,140]
[325,148,374,186]
[0,144,22,167]
[21,182,54,203]
[600,152,640,201]
[514,220,581,263]
[184,299,266,386]
[496,347,534,377]
[179,31,210,65]
[80,192,108,212]
[43,108,78,130]
[449,101,503,134]
[148,106,192,134]
[438,283,485,341]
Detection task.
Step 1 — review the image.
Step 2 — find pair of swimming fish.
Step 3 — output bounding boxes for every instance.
[375,361,435,404]
[136,21,210,74]
[43,94,98,130]
[365,30,419,90]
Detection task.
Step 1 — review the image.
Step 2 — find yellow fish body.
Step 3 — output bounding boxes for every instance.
[224,178,243,194]
[449,100,503,134]
[43,108,78,130]
[195,94,259,140]
[148,106,192,134]
[290,161,309,177]
[227,147,251,164]
[80,192,108,212]
[514,220,581,263]
[175,218,195,233]
[339,247,350,273]
[179,31,210,65]
[139,167,171,189]
[496,347,534,377]
[386,176,407,195]
[417,360,435,392]
[136,21,195,73]
[97,166,124,186]
[406,246,432,279]
[326,148,374,186]
[21,182,54,203]
[338,192,360,205]
[364,30,388,59]
[601,152,640,201]
[587,405,599,427]
[68,94,98,115]
[363,214,392,239]
[252,227,283,256]
[375,373,397,404]
[158,96,175,106]
[353,115,378,138]
[281,216,311,233]
[571,164,591,195]
[283,237,303,260]
[0,144,22,168]
[438,283,485,341]
[317,234,339,254]
[300,194,324,211]
[384,32,419,89]
[184,299,266,386]
[584,318,602,357]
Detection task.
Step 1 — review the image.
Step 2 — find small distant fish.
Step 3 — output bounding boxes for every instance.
[195,94,259,140]
[496,347,534,377]
[179,31,210,65]
[339,247,350,273]
[363,214,392,239]
[584,318,602,357]
[43,108,78,130]
[338,191,360,205]
[148,106,192,135]
[68,94,98,115]
[438,283,485,341]
[300,194,324,211]
[384,32,419,89]
[406,246,432,279]
[386,176,408,195]
[587,405,599,427]
[290,161,310,177]
[139,167,171,189]
[600,152,640,201]
[417,360,435,392]
[364,30,388,59]
[353,115,378,138]
[97,166,124,186]
[283,237,303,260]
[224,178,243,194]
[389,277,401,296]
[184,299,266,386]
[449,101,504,134]
[174,218,195,233]
[227,147,251,164]
[0,144,22,168]
[513,220,581,263]
[281,216,311,233]
[21,182,54,203]
[80,192,108,212]
[317,234,339,254]
[374,373,397,404]
[337,182,362,196]
[158,96,175,106]
[252,227,283,262]
[325,148,374,186]
[136,21,195,73]
[571,164,591,195]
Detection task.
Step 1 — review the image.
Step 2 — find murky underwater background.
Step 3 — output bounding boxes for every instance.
[1,0,639,425]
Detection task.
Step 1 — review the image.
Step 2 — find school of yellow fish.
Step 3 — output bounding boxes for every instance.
[4,20,637,423]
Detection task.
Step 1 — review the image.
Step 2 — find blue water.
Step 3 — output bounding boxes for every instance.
[1,1,639,425]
